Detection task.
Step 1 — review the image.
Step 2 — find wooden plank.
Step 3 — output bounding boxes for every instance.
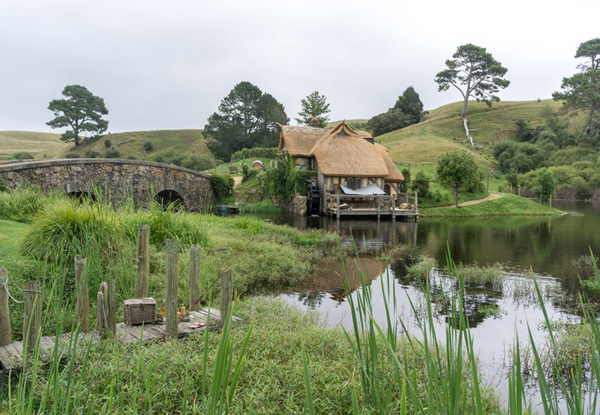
[107,279,116,336]
[0,345,19,371]
[116,323,141,345]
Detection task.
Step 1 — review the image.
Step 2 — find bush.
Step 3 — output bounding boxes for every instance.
[143,141,154,152]
[65,153,80,159]
[242,164,258,182]
[13,152,34,160]
[411,171,430,196]
[230,147,277,162]
[149,149,215,171]
[260,165,316,202]
[104,139,112,148]
[0,186,47,221]
[210,173,234,200]
[105,148,121,158]
[85,150,101,158]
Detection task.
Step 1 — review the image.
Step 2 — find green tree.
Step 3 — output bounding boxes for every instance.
[533,168,556,203]
[369,108,414,137]
[553,38,600,141]
[434,44,509,144]
[394,86,426,122]
[204,82,288,161]
[436,150,479,208]
[47,85,109,146]
[295,91,331,128]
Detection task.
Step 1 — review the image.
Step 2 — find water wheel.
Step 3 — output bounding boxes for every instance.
[306,180,320,216]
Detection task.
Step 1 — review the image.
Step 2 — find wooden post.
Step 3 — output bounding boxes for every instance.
[0,266,11,346]
[23,281,41,354]
[96,281,108,333]
[549,194,552,207]
[220,270,233,326]
[189,244,202,311]
[135,225,150,298]
[377,195,381,220]
[107,279,116,336]
[336,194,340,220]
[165,239,179,339]
[74,255,89,332]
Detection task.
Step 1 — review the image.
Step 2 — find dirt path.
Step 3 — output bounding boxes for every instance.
[437,191,504,208]
[455,191,504,207]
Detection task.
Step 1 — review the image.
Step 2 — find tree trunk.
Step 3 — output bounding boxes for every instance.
[462,116,474,146]
[454,186,459,208]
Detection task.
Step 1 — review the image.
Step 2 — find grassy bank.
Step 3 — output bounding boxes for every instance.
[420,194,562,217]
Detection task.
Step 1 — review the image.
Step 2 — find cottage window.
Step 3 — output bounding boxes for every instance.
[345,178,354,189]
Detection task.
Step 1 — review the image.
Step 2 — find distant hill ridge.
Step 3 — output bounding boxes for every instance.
[2,100,571,165]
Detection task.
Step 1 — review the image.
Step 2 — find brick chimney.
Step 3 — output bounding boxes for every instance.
[310,116,319,127]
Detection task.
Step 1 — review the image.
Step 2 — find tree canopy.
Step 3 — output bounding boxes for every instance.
[295,91,331,128]
[435,44,509,144]
[204,82,289,161]
[436,150,480,208]
[47,85,109,146]
[552,38,600,141]
[369,86,425,137]
[394,86,425,122]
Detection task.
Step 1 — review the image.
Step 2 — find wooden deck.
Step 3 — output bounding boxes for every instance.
[0,307,239,372]
[324,192,419,221]
[326,207,419,220]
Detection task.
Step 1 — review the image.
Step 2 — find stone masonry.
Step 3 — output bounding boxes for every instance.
[0,159,214,210]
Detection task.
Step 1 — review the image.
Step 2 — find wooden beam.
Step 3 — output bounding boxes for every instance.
[23,281,41,354]
[74,255,89,332]
[189,244,202,311]
[0,266,11,346]
[165,239,179,340]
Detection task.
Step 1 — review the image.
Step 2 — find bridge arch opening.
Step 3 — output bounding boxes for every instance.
[155,190,186,210]
[67,191,96,203]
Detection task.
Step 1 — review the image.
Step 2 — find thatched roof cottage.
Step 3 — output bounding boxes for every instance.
[278,121,414,218]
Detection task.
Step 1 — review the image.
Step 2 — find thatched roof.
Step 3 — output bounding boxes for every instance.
[279,122,404,181]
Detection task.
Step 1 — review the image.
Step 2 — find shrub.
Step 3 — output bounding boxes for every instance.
[85,149,101,158]
[210,173,234,200]
[149,149,215,171]
[230,147,277,161]
[261,165,315,202]
[65,152,80,158]
[104,139,112,148]
[143,141,154,152]
[13,152,34,160]
[0,186,47,222]
[105,148,121,158]
[411,171,430,196]
[242,164,258,182]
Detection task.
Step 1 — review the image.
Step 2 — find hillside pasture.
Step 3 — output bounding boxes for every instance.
[0,131,66,158]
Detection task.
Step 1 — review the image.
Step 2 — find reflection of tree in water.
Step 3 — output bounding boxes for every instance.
[297,291,327,308]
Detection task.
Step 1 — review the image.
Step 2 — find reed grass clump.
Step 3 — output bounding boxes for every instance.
[454,263,505,290]
[0,186,49,222]
[20,200,124,263]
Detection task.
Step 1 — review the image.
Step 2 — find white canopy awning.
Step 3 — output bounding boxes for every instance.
[340,183,386,195]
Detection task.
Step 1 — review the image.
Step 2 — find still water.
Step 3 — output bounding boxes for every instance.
[263,201,600,408]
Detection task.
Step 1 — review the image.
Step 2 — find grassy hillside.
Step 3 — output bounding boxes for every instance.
[55,129,212,161]
[0,131,66,158]
[379,100,570,164]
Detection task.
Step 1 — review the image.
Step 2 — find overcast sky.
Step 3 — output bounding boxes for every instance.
[1,0,599,134]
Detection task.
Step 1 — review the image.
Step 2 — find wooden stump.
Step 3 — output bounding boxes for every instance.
[23,281,41,354]
[0,266,11,346]
[220,270,233,326]
[189,245,202,311]
[165,239,179,339]
[74,255,89,332]
[135,225,150,298]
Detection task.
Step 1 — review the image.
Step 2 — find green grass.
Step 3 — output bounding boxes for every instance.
[380,100,567,165]
[420,193,562,217]
[55,129,212,161]
[0,131,66,158]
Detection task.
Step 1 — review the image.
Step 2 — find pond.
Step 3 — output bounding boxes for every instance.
[262,201,600,409]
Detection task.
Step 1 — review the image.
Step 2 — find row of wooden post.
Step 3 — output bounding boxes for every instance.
[0,224,233,351]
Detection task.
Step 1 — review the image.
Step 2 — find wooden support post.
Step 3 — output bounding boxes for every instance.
[107,279,116,336]
[220,270,233,326]
[165,239,179,339]
[23,281,41,354]
[96,282,108,333]
[135,225,150,298]
[377,195,381,220]
[74,255,89,332]
[336,194,340,219]
[0,266,11,346]
[189,244,202,311]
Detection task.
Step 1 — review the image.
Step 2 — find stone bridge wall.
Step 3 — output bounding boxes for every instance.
[0,159,213,210]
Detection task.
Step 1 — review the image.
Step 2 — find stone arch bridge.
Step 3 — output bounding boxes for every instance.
[0,159,213,210]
